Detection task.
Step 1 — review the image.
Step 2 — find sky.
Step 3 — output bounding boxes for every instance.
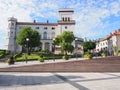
[0,0,120,49]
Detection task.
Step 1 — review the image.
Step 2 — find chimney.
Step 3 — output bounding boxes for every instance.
[33,20,36,23]
[47,20,49,23]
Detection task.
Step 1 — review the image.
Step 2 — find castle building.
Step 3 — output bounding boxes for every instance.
[6,9,75,53]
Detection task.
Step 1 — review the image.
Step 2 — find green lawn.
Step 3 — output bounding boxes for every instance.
[15,53,65,62]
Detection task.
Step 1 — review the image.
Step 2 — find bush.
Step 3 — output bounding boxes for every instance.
[7,56,14,65]
[0,54,4,58]
[5,50,10,55]
[0,50,10,59]
[101,51,107,57]
[38,54,44,62]
[117,50,120,56]
[42,49,49,54]
[62,53,69,60]
[38,57,44,62]
[14,53,22,58]
[84,52,92,59]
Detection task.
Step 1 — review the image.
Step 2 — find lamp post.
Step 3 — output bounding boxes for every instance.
[53,38,55,61]
[26,38,29,63]
[75,38,78,60]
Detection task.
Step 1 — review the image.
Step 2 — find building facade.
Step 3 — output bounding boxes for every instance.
[95,29,120,55]
[6,9,75,53]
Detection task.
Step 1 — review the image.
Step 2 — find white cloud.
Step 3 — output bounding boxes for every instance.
[0,0,120,49]
[74,0,120,39]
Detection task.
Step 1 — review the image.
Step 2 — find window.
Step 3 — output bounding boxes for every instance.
[19,26,22,29]
[65,26,67,29]
[52,27,55,30]
[8,23,10,28]
[8,32,10,36]
[65,17,67,21]
[51,32,55,39]
[62,17,64,21]
[106,42,107,45]
[44,27,47,30]
[36,27,39,29]
[11,23,14,26]
[68,17,70,21]
[43,32,47,39]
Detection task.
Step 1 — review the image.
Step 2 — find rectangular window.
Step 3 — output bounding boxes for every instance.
[52,27,55,30]
[44,27,47,29]
[19,26,22,29]
[36,27,39,29]
[11,23,14,26]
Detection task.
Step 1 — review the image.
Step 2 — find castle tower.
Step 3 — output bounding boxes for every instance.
[7,17,17,53]
[57,8,75,36]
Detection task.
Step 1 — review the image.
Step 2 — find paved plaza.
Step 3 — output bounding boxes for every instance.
[0,72,120,90]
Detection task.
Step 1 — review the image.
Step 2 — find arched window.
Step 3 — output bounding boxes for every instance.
[43,32,47,39]
[62,17,64,21]
[51,32,55,39]
[65,17,67,21]
[68,17,70,21]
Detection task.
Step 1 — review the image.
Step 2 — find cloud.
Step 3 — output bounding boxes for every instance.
[74,0,120,39]
[0,0,120,49]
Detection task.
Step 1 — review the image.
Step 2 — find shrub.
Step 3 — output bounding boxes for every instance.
[84,52,92,59]
[38,57,44,62]
[5,50,10,55]
[62,53,69,60]
[38,54,44,62]
[7,56,14,65]
[101,51,107,57]
[42,49,49,54]
[117,50,120,56]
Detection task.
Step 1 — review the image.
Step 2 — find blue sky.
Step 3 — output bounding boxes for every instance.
[0,0,120,49]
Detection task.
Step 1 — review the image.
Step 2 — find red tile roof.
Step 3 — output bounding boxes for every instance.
[17,22,58,26]
[101,29,120,41]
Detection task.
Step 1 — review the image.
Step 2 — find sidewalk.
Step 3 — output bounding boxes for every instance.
[0,72,120,90]
[0,57,87,68]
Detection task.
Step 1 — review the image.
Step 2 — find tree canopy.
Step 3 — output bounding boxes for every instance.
[54,31,75,55]
[82,41,96,52]
[16,26,41,51]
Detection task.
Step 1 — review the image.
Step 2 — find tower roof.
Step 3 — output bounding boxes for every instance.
[8,17,17,21]
[59,8,74,12]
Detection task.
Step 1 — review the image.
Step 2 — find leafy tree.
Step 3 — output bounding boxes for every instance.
[54,35,62,45]
[82,41,96,52]
[16,26,41,53]
[54,31,75,55]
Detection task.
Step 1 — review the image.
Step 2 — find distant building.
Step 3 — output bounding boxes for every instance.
[95,29,120,55]
[6,9,75,53]
[74,37,84,55]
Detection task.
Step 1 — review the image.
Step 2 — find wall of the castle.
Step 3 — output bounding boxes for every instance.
[16,24,57,40]
[7,9,75,53]
[56,24,74,35]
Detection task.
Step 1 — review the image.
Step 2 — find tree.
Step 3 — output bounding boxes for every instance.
[54,31,75,55]
[16,26,41,53]
[82,41,96,52]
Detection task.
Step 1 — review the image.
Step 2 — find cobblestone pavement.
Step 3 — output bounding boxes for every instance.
[0,72,120,90]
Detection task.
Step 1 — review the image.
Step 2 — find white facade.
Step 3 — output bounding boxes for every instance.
[95,30,120,55]
[6,9,75,53]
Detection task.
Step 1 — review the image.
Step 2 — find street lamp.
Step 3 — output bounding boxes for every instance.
[53,38,55,61]
[75,38,78,60]
[26,38,29,63]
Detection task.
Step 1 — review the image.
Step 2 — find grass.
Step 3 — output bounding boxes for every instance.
[15,53,74,62]
[15,54,39,62]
